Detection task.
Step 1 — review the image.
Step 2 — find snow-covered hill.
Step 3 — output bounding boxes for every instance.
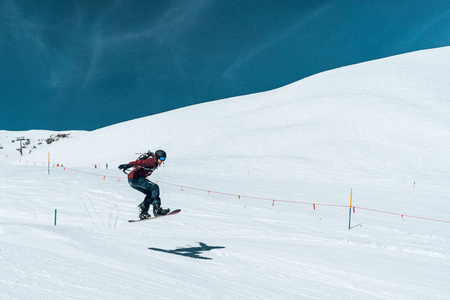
[1,47,449,299]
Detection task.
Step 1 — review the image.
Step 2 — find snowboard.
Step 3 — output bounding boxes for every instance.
[128,209,181,222]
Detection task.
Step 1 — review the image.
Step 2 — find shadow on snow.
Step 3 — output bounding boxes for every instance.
[148,242,225,260]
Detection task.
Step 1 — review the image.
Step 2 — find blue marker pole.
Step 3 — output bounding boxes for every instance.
[54,209,57,226]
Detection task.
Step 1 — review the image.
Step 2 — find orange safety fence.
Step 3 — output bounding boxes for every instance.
[3,154,450,225]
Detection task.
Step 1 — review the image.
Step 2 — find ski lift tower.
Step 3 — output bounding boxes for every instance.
[16,136,25,155]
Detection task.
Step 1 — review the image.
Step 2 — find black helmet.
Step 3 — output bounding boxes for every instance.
[155,150,167,161]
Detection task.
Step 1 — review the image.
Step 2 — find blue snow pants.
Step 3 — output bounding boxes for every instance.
[128,177,161,210]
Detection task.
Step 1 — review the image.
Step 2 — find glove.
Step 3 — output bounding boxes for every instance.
[118,164,131,170]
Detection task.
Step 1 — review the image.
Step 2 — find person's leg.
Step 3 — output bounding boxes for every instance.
[128,178,157,218]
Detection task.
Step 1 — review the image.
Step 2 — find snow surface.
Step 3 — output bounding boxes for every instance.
[1,47,450,299]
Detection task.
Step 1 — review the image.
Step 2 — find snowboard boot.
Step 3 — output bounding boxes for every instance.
[138,202,151,220]
[153,205,170,217]
[139,212,151,220]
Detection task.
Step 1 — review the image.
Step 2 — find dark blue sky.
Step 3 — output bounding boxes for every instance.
[1,0,449,131]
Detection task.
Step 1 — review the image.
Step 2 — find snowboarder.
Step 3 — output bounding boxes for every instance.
[118,150,170,220]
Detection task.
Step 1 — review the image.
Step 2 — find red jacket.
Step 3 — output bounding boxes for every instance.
[128,156,159,179]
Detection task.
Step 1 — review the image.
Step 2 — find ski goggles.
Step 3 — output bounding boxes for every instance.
[159,156,166,161]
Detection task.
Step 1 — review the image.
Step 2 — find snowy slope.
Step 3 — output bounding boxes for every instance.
[1,47,450,299]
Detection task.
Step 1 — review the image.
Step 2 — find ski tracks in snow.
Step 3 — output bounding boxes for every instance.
[76,191,105,227]
[108,203,120,230]
[75,187,121,230]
